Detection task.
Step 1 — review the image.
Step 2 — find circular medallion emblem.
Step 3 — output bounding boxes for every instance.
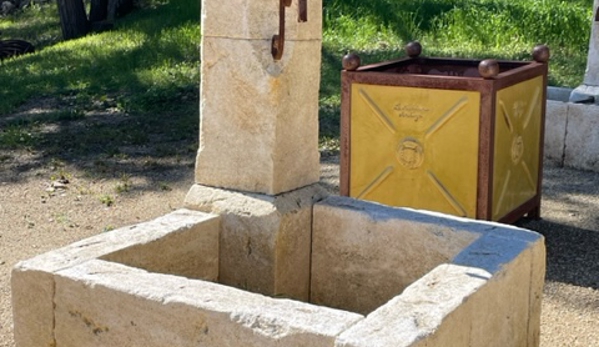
[396,138,424,169]
[511,135,524,164]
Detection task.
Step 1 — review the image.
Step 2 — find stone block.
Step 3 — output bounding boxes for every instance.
[11,269,56,347]
[452,231,545,347]
[101,214,220,281]
[202,0,322,41]
[311,196,479,314]
[12,209,219,347]
[335,223,545,347]
[53,260,363,347]
[546,86,573,102]
[196,36,321,194]
[543,100,567,165]
[334,264,490,347]
[564,103,599,171]
[185,183,327,301]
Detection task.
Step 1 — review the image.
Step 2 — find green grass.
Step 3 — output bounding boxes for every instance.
[0,0,200,115]
[320,0,594,138]
[322,0,591,86]
[0,0,593,152]
[0,0,200,176]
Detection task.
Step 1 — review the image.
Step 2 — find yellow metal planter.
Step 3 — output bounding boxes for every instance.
[340,45,548,223]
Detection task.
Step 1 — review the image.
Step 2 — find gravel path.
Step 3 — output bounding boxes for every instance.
[1,156,597,346]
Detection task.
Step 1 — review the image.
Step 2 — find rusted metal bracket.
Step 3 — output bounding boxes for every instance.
[272,0,307,60]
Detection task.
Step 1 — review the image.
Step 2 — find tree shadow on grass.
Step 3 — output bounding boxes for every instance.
[0,0,200,188]
[0,98,198,191]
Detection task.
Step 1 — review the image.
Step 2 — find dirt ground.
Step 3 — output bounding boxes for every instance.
[1,125,598,345]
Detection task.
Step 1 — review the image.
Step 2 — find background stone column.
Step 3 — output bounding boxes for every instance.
[584,0,599,86]
[197,0,322,195]
[570,0,599,103]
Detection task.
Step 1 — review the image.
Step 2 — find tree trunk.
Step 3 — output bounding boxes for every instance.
[116,0,134,17]
[89,0,109,22]
[56,0,90,40]
[108,0,134,21]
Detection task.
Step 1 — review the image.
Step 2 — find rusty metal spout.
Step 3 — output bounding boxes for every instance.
[272,0,307,60]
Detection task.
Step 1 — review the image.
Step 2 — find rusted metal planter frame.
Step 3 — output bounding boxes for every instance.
[340,56,548,224]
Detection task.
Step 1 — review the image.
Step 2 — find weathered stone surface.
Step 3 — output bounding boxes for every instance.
[452,230,545,347]
[13,196,545,347]
[311,196,480,314]
[185,183,327,301]
[196,36,321,195]
[54,260,363,347]
[335,226,545,347]
[202,0,322,41]
[11,269,56,347]
[527,230,547,347]
[569,84,599,103]
[12,209,219,347]
[564,103,599,171]
[544,100,568,165]
[335,264,490,347]
[547,86,572,102]
[101,214,220,281]
[582,0,599,86]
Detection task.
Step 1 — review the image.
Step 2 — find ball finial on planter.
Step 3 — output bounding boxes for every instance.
[342,53,361,71]
[478,59,500,79]
[405,41,422,58]
[532,45,550,63]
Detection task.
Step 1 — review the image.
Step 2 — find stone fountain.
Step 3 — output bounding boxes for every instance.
[11,1,546,346]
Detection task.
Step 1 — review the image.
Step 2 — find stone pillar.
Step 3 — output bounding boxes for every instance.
[196,0,322,195]
[186,0,324,301]
[570,0,599,103]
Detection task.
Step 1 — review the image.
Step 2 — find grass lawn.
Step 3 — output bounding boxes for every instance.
[320,0,593,139]
[0,0,594,149]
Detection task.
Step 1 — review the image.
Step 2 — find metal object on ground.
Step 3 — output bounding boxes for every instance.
[340,43,549,223]
[0,39,34,61]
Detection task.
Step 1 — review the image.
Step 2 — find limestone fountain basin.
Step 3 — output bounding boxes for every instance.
[12,194,544,347]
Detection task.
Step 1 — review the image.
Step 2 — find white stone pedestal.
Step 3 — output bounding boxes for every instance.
[570,0,599,103]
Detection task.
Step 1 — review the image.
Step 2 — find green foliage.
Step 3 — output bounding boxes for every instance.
[99,194,115,207]
[0,0,200,175]
[0,123,35,148]
[115,173,132,194]
[0,0,200,115]
[320,0,594,141]
[323,0,591,85]
[0,0,593,157]
[434,1,590,49]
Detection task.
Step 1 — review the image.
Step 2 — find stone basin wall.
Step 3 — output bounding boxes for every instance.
[12,197,544,347]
